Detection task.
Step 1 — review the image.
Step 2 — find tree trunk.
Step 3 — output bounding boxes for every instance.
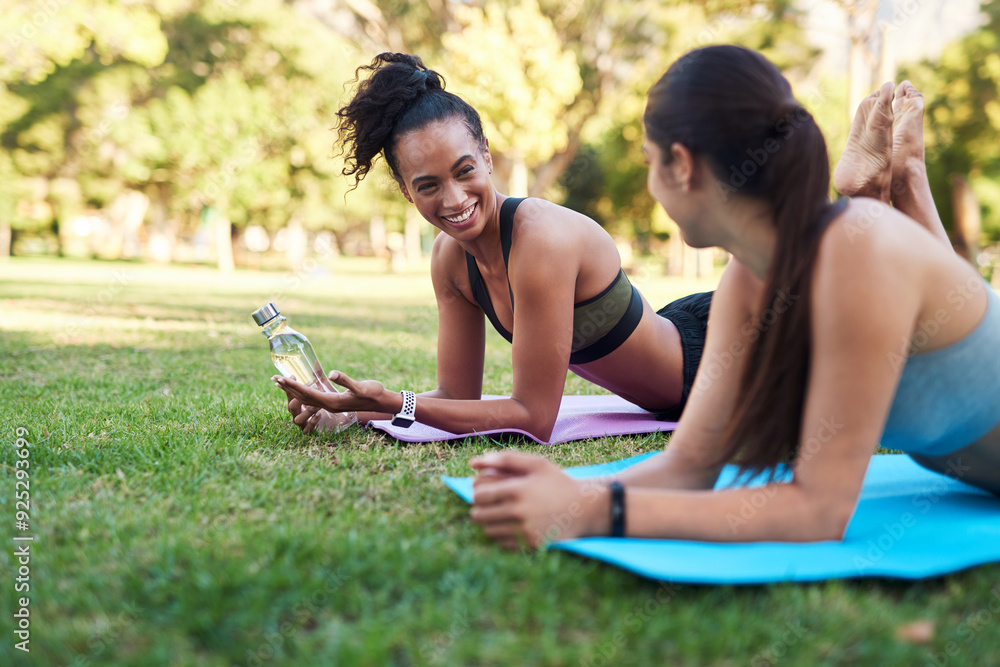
[215,209,235,273]
[509,155,529,198]
[0,221,10,261]
[529,125,583,197]
[103,190,148,260]
[285,214,307,270]
[120,190,149,261]
[666,232,713,278]
[667,231,684,277]
[405,209,422,264]
[369,213,387,257]
[951,175,981,265]
[145,184,176,264]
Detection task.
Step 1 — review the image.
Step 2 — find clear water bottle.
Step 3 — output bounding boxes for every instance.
[251,302,358,430]
[251,302,323,386]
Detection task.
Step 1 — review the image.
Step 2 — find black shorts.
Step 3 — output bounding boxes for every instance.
[655,291,713,421]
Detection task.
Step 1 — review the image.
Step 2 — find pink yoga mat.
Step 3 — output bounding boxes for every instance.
[369,394,677,445]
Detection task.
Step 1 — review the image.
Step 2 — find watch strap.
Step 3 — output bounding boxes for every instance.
[391,390,417,427]
[609,481,625,538]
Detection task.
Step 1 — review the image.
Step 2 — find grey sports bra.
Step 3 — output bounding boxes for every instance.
[882,284,1000,457]
[465,197,643,365]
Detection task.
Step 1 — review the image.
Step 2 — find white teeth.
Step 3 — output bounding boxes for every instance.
[443,204,475,224]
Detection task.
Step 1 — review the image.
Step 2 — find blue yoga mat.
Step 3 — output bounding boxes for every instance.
[442,454,1000,584]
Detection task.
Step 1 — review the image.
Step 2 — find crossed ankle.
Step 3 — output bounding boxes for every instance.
[890,160,929,203]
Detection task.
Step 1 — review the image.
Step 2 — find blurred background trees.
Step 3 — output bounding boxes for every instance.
[1,0,997,274]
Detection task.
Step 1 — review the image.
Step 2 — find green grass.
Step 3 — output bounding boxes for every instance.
[1,256,998,667]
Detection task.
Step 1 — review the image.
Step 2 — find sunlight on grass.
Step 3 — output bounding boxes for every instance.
[2,257,997,667]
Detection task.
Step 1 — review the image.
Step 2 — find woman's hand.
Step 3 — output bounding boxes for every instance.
[274,368,346,433]
[274,370,385,425]
[288,403,358,434]
[469,451,610,550]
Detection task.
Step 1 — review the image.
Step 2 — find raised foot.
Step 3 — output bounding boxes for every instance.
[833,80,895,202]
[889,80,927,200]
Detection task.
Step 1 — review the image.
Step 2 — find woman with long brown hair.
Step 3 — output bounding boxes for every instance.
[275,53,712,439]
[468,45,1000,548]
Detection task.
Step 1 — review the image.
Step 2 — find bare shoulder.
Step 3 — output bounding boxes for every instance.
[717,257,765,300]
[431,228,464,265]
[824,197,953,258]
[507,197,617,279]
[430,230,471,294]
[814,198,922,322]
[818,198,924,284]
[511,198,609,248]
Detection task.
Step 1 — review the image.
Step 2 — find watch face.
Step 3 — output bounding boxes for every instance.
[391,417,414,428]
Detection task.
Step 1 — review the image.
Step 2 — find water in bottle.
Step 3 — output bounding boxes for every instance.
[251,302,322,386]
[251,302,358,431]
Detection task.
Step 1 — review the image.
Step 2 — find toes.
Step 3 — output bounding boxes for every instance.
[855,81,894,132]
[894,80,920,98]
[873,81,895,112]
[892,80,924,118]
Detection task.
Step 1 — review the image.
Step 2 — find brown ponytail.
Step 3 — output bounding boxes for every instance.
[644,46,835,478]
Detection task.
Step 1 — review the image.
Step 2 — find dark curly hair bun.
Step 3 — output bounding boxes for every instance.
[335,53,485,187]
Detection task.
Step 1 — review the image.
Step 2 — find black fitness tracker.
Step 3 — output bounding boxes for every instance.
[609,481,626,538]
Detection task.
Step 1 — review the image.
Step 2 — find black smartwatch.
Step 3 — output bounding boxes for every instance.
[391,390,416,427]
[608,481,626,538]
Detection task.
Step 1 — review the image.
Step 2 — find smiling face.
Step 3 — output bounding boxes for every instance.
[392,118,495,240]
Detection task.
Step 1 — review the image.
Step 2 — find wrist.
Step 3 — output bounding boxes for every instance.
[583,481,613,537]
[377,387,405,414]
[389,389,417,428]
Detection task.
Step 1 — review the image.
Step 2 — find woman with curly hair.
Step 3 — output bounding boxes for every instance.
[276,53,712,440]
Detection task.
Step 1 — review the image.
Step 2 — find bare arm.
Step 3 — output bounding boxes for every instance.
[277,210,583,441]
[471,203,922,545]
[616,226,916,541]
[349,234,489,423]
[610,259,761,491]
[378,216,579,439]
[279,235,485,429]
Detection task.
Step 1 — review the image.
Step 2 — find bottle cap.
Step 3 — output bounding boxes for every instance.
[251,302,280,325]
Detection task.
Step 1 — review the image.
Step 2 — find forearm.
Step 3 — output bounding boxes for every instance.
[611,482,848,542]
[411,394,545,438]
[355,387,457,425]
[343,388,547,439]
[615,447,724,491]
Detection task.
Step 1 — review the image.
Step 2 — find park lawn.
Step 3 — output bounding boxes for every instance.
[1,256,998,667]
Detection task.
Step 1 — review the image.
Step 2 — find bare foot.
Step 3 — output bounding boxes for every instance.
[887,80,950,246]
[889,80,926,200]
[833,81,895,201]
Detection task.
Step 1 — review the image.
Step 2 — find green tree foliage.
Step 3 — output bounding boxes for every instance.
[0,0,168,238]
[324,0,820,240]
[561,0,822,247]
[441,0,583,195]
[1,0,384,261]
[0,0,830,263]
[900,0,1000,241]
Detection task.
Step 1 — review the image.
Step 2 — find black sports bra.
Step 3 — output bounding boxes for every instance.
[464,197,643,365]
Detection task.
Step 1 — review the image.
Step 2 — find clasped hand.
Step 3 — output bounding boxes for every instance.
[469,451,609,550]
